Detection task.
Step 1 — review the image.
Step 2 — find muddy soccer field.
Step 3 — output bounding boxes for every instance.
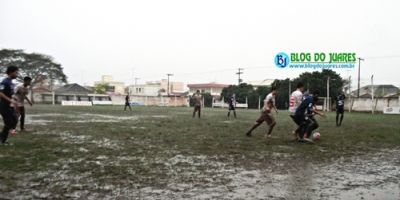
[0,105,399,199]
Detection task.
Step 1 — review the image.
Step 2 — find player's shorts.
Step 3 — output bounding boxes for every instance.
[290,114,302,126]
[125,102,130,106]
[256,111,275,125]
[336,106,344,114]
[228,104,235,111]
[194,105,201,111]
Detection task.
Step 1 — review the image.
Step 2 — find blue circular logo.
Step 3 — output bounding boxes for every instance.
[274,52,290,68]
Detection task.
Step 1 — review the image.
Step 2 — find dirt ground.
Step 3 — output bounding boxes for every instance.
[0,105,399,199]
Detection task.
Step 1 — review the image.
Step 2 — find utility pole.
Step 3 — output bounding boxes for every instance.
[348,76,351,112]
[288,79,291,99]
[357,57,364,97]
[236,68,244,85]
[371,75,374,114]
[167,73,173,96]
[327,76,330,111]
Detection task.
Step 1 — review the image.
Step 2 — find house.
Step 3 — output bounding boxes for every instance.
[94,75,126,95]
[187,82,229,97]
[351,84,399,98]
[34,83,110,104]
[127,79,185,97]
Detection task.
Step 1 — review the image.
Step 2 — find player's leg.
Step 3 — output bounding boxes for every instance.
[305,117,319,138]
[246,113,265,136]
[297,117,309,140]
[198,107,201,118]
[192,107,196,118]
[0,108,16,144]
[336,110,339,126]
[339,108,344,126]
[246,121,262,137]
[266,121,276,138]
[227,109,230,117]
[292,115,303,136]
[233,110,237,118]
[265,115,276,138]
[20,106,25,131]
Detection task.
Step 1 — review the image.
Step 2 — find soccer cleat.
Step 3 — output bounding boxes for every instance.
[246,131,252,137]
[0,142,13,146]
[300,138,314,143]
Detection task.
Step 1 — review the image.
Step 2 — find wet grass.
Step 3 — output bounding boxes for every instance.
[0,105,399,199]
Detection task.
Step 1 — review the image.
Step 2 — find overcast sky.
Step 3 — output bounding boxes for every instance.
[1,0,399,88]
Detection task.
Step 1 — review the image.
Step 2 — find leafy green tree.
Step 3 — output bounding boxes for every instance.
[94,83,109,94]
[0,49,68,102]
[221,83,272,109]
[272,69,344,109]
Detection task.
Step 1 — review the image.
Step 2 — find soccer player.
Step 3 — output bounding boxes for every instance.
[265,87,278,114]
[192,90,202,118]
[0,66,19,145]
[335,91,346,127]
[289,83,305,138]
[245,99,276,139]
[124,93,132,111]
[294,90,325,142]
[13,76,33,131]
[227,93,236,118]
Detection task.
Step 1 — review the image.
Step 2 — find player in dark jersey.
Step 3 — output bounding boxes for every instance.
[294,90,325,142]
[0,66,19,145]
[227,94,237,118]
[124,93,132,111]
[335,91,346,127]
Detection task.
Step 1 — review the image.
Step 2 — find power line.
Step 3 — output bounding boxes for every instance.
[363,55,400,59]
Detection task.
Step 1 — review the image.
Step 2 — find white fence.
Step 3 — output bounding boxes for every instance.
[345,97,400,114]
[212,97,248,109]
[61,101,93,106]
[383,107,400,114]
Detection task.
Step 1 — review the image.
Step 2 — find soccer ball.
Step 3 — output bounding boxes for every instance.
[312,132,321,141]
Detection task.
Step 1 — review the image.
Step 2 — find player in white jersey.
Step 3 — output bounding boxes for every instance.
[289,83,305,139]
[265,87,278,114]
[246,87,278,139]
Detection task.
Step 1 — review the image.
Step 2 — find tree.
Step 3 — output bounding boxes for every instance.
[272,69,344,109]
[94,83,109,94]
[271,79,290,109]
[0,49,68,102]
[221,83,272,109]
[294,69,343,104]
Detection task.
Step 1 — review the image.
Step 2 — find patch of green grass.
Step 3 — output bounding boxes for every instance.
[0,105,399,197]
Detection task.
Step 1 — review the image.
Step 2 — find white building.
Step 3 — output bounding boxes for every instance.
[187,82,229,97]
[94,75,126,95]
[128,79,185,96]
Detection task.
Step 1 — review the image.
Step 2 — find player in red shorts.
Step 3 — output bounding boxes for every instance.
[245,100,276,139]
